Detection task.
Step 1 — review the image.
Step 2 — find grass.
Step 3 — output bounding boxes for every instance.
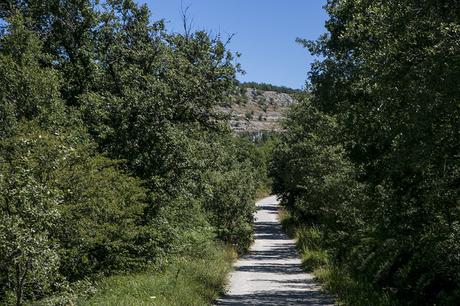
[78,243,236,306]
[279,209,329,272]
[255,184,271,200]
[314,266,393,306]
[279,209,393,306]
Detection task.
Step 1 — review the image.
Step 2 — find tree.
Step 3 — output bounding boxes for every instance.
[277,0,460,303]
[0,127,62,305]
[0,14,65,138]
[0,1,261,304]
[0,0,100,105]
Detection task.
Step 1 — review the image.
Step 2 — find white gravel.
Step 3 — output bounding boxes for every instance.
[215,196,335,305]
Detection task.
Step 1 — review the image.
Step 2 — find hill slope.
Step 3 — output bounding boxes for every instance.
[223,88,296,135]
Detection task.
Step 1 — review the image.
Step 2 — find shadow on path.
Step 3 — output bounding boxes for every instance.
[215,196,334,306]
[217,290,332,306]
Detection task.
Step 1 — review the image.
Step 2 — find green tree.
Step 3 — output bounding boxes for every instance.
[0,2,261,304]
[0,0,100,105]
[0,14,65,137]
[0,147,61,306]
[273,0,460,304]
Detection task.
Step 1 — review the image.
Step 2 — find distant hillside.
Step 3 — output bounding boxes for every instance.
[239,81,301,95]
[222,86,297,136]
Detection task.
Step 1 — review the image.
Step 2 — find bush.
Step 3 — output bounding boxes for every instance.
[0,3,262,304]
[272,0,460,304]
[203,166,256,254]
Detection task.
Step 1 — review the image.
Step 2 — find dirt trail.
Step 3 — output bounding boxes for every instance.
[215,195,334,306]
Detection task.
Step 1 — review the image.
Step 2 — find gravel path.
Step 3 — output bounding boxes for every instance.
[215,196,334,306]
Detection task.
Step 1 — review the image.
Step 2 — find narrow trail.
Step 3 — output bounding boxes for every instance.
[216,196,334,306]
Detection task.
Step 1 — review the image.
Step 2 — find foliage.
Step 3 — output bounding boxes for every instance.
[202,165,256,254]
[271,98,364,234]
[53,152,147,280]
[0,14,65,138]
[280,209,394,306]
[0,124,149,302]
[0,2,260,305]
[271,0,460,304]
[78,242,235,306]
[245,111,253,120]
[0,137,61,306]
[238,133,280,195]
[239,81,300,94]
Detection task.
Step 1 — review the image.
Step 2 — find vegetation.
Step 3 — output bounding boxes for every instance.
[280,209,393,306]
[239,81,300,95]
[240,133,280,198]
[271,0,460,305]
[0,1,266,305]
[79,242,234,306]
[2,0,457,305]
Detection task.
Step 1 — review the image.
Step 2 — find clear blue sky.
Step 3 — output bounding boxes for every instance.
[141,1,328,89]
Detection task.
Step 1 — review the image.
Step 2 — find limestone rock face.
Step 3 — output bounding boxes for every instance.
[222,88,296,135]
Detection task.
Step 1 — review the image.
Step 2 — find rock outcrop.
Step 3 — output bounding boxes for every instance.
[223,88,296,135]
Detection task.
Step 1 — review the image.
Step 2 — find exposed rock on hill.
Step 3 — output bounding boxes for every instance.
[222,88,296,135]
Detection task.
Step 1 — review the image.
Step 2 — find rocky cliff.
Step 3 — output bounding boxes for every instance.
[222,88,296,136]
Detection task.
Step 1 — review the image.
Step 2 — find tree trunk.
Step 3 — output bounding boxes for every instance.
[15,264,22,306]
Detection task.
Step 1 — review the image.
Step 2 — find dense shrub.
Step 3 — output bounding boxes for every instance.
[0,125,149,302]
[0,2,260,305]
[203,166,256,254]
[271,0,460,304]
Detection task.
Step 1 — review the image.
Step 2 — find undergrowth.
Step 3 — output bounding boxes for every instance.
[77,242,235,306]
[279,209,393,306]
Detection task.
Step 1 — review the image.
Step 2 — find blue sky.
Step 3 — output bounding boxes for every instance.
[141,1,328,89]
